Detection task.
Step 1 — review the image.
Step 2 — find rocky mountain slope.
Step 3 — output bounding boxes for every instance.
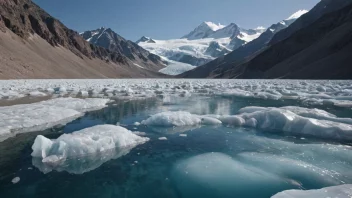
[270,0,352,45]
[80,27,166,71]
[180,10,306,78]
[182,0,352,79]
[240,2,352,79]
[0,0,166,79]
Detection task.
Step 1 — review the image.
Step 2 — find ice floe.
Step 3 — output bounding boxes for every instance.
[0,97,110,142]
[31,125,149,174]
[272,184,352,198]
[141,106,352,141]
[1,80,352,109]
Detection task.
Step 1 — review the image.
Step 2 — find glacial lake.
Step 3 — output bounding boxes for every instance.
[0,79,351,197]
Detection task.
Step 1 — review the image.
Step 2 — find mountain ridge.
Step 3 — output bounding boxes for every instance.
[0,0,167,78]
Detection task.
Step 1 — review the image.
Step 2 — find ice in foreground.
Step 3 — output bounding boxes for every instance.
[272,184,352,198]
[0,97,110,142]
[31,125,149,174]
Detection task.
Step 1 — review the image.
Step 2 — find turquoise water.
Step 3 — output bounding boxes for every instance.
[0,96,351,198]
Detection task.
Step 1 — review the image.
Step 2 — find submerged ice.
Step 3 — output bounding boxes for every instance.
[31,125,149,174]
[272,185,352,198]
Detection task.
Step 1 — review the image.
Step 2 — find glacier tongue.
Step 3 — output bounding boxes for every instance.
[31,125,149,174]
[0,97,110,142]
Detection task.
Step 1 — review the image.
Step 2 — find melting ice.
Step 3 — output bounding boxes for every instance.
[0,79,352,198]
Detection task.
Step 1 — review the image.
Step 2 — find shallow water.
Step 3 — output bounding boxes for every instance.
[0,95,352,198]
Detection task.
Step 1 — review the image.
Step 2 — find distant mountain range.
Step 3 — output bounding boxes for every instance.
[0,0,351,79]
[136,10,304,75]
[181,0,352,79]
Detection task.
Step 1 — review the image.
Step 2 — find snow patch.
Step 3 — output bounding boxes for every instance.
[286,10,309,20]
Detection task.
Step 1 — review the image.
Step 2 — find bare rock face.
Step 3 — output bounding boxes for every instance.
[0,14,6,32]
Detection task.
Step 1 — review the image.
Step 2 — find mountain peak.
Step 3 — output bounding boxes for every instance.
[286,9,309,20]
[202,21,226,31]
[136,36,156,44]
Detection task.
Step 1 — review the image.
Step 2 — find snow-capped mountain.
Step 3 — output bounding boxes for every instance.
[80,27,166,72]
[136,36,156,44]
[210,23,241,39]
[181,10,309,78]
[137,22,264,75]
[137,9,307,76]
[181,22,225,40]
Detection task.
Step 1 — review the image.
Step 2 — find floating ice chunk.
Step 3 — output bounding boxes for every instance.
[172,153,296,198]
[272,185,352,198]
[40,98,110,112]
[31,125,149,174]
[142,111,222,128]
[11,177,20,184]
[200,116,222,125]
[281,106,352,125]
[133,122,141,126]
[78,90,89,97]
[179,134,187,137]
[0,90,25,100]
[0,98,110,142]
[158,137,167,140]
[219,115,246,126]
[220,89,254,98]
[142,111,202,127]
[238,107,352,141]
[29,91,47,97]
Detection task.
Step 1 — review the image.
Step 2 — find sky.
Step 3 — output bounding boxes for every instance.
[33,0,319,41]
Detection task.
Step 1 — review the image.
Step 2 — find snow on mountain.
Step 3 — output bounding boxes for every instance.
[159,59,196,75]
[181,22,218,40]
[136,36,156,44]
[255,26,266,31]
[137,21,266,74]
[139,37,232,66]
[286,9,309,20]
[80,27,166,72]
[210,23,241,39]
[138,9,306,76]
[204,22,226,31]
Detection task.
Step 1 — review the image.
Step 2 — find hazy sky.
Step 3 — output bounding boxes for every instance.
[33,0,319,41]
